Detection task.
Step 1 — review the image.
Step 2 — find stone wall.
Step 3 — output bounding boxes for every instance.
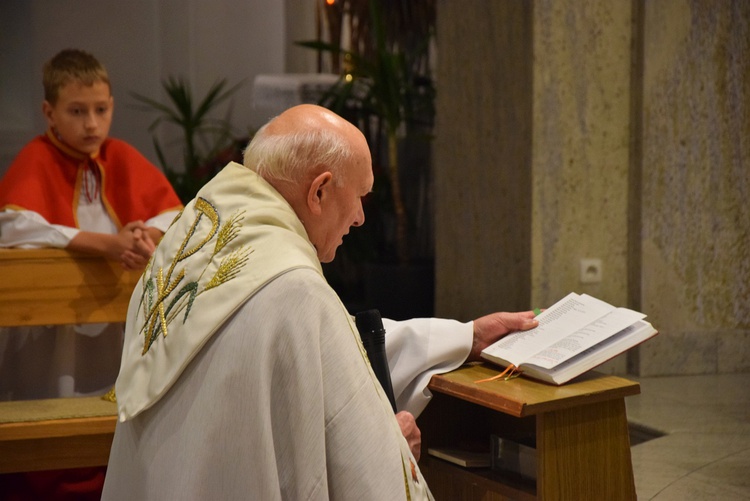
[639,0,749,375]
[434,0,749,376]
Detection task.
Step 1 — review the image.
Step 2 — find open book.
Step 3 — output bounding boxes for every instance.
[480,292,658,385]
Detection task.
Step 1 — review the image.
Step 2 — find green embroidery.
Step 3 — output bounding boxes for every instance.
[137,197,249,355]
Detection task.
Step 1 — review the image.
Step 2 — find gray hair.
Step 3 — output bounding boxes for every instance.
[244,122,353,186]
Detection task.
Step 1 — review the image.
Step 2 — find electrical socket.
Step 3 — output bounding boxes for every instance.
[580,258,602,283]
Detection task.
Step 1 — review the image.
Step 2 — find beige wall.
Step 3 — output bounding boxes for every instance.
[435,1,533,319]
[639,0,750,375]
[0,0,287,175]
[531,1,633,308]
[435,0,749,376]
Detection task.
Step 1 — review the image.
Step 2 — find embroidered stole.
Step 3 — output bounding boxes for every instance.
[115,162,322,420]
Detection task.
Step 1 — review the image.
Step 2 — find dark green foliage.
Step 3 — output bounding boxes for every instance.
[130,77,247,203]
[297,0,435,265]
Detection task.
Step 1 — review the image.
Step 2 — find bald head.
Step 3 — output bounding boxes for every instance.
[244,104,368,185]
[243,104,374,262]
[266,104,359,139]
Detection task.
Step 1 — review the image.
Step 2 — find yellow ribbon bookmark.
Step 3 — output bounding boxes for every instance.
[475,364,521,383]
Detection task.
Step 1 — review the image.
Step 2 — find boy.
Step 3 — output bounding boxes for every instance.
[0,47,182,500]
[0,49,182,401]
[0,48,182,270]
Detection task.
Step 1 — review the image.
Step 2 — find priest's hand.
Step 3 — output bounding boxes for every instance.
[469,311,539,361]
[396,411,421,461]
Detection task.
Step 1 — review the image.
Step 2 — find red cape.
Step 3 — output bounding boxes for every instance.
[0,130,182,228]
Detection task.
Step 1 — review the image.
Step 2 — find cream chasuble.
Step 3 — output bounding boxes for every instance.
[106,162,432,500]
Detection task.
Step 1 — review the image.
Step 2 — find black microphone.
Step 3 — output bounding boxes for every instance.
[355,309,397,413]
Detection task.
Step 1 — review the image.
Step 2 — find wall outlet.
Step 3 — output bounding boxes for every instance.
[580,258,603,283]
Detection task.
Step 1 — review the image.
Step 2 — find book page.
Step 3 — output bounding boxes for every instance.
[520,307,646,369]
[521,320,656,384]
[481,292,613,367]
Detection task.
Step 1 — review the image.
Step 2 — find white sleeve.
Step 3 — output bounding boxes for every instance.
[0,210,78,248]
[145,210,180,233]
[383,317,473,417]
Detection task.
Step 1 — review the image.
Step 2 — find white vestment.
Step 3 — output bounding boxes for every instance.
[104,163,474,500]
[0,171,178,400]
[105,270,447,500]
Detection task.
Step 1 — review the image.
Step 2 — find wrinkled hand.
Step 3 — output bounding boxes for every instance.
[396,411,421,461]
[469,311,539,361]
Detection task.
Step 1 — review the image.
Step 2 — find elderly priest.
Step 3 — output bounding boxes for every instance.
[102,104,537,500]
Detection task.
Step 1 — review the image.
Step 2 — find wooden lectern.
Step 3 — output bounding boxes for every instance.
[418,363,639,500]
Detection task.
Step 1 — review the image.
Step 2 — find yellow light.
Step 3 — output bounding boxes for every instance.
[345,74,353,83]
[326,0,335,5]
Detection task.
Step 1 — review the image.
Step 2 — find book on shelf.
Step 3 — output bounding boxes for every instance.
[490,435,536,480]
[480,292,658,385]
[427,447,491,468]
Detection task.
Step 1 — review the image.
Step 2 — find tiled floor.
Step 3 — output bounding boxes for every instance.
[625,373,750,500]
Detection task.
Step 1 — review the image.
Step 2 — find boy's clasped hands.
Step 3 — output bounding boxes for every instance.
[118,221,159,271]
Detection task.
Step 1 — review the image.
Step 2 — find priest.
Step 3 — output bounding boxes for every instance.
[102,104,537,500]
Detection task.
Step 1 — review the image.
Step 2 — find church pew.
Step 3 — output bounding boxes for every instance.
[0,249,139,473]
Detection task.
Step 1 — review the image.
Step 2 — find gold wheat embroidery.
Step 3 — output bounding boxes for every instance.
[137,200,250,355]
[214,211,244,254]
[205,246,252,291]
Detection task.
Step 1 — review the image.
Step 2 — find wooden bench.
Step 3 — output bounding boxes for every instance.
[0,249,139,473]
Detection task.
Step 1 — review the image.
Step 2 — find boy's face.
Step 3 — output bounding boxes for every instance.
[43,80,113,156]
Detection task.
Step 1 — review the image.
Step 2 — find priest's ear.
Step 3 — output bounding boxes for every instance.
[306,171,333,216]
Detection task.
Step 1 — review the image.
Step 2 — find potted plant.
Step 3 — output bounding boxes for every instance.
[299,0,436,318]
[130,77,248,203]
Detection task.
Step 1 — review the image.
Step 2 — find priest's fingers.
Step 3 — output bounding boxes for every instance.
[395,411,421,461]
[469,311,539,361]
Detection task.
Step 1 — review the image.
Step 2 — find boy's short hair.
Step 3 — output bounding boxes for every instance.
[43,49,111,104]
